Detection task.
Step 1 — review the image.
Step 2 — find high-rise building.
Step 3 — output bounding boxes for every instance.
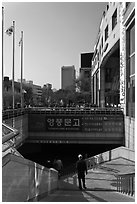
[81,53,93,68]
[61,65,75,90]
[79,53,94,93]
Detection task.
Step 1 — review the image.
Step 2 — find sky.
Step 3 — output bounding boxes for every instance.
[2,1,107,90]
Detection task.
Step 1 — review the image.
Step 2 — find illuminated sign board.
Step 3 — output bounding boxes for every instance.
[28,114,123,133]
[45,116,81,131]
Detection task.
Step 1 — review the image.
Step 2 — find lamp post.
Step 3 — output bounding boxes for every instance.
[2,7,4,110]
[5,19,16,111]
[12,21,15,110]
[19,31,24,109]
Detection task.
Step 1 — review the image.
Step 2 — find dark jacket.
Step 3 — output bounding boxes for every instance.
[76,159,87,176]
[53,159,63,171]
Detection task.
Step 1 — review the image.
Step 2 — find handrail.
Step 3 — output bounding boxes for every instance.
[2,123,19,144]
[2,141,14,152]
[2,107,124,119]
[2,122,19,133]
[2,123,20,156]
[30,107,122,112]
[2,132,18,144]
[2,108,28,119]
[28,107,124,116]
[116,172,135,196]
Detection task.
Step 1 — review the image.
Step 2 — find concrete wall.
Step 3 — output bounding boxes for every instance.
[124,116,135,150]
[2,153,58,202]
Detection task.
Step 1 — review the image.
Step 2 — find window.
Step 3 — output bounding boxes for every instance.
[99,46,101,59]
[130,25,135,54]
[126,2,131,8]
[130,54,135,76]
[112,9,117,30]
[101,37,103,49]
[97,52,99,61]
[126,21,135,117]
[105,25,108,41]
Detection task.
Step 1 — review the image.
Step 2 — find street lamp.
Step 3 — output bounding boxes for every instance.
[19,31,24,109]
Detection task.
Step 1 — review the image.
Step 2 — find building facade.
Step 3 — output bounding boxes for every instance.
[22,80,42,106]
[91,2,121,107]
[91,2,135,150]
[61,65,76,90]
[123,2,135,150]
[32,84,42,106]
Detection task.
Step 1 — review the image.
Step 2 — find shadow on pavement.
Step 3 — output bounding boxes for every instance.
[82,190,107,202]
[86,177,116,182]
[85,187,117,192]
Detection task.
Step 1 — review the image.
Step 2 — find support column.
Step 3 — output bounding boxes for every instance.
[100,67,105,107]
[93,74,96,105]
[91,76,94,104]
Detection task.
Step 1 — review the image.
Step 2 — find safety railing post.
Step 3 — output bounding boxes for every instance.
[127,175,130,195]
[121,177,123,193]
[133,175,135,196]
[129,175,132,196]
[117,177,119,192]
[116,173,135,197]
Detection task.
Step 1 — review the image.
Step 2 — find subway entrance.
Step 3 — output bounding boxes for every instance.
[18,143,120,168]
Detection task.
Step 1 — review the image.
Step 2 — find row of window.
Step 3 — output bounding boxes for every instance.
[92,3,135,119]
[126,21,135,118]
[92,8,117,68]
[105,8,117,41]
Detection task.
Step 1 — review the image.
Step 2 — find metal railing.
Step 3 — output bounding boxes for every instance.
[2,108,28,120]
[29,107,123,116]
[2,123,19,143]
[2,123,19,154]
[116,173,135,196]
[2,107,123,119]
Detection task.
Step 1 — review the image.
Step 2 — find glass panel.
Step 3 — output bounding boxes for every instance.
[105,26,108,41]
[128,102,135,117]
[126,2,131,8]
[131,76,135,102]
[101,37,103,48]
[130,25,135,54]
[112,9,117,30]
[130,54,135,75]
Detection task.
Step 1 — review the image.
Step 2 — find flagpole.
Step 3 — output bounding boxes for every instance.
[2,7,4,111]
[12,21,15,110]
[20,31,23,109]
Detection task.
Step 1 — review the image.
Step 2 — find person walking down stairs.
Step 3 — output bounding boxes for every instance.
[76,154,88,190]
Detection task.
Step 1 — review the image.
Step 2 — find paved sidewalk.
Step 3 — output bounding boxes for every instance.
[40,158,135,202]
